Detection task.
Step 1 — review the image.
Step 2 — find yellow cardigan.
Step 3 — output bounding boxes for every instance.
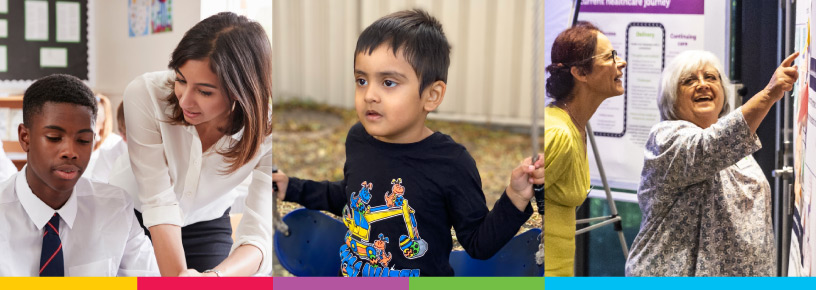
[544,106,590,277]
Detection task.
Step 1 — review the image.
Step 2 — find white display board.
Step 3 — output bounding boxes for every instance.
[790,0,815,277]
[566,0,731,201]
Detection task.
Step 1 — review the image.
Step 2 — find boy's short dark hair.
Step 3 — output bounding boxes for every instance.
[23,74,97,126]
[355,9,451,95]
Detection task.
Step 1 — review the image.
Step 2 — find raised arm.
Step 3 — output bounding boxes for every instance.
[742,52,799,132]
[643,52,799,190]
[643,111,761,189]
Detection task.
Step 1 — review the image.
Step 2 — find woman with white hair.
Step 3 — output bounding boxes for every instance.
[625,50,798,276]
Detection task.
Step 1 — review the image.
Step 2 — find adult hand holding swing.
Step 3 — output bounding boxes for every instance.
[507,153,545,212]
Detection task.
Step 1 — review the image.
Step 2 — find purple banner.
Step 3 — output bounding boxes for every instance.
[580,0,704,15]
[274,277,409,290]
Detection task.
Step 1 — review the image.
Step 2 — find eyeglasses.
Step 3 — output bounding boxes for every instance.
[564,50,621,67]
[590,50,618,65]
[679,71,721,87]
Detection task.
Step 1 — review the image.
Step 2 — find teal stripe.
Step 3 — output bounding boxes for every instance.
[546,277,816,289]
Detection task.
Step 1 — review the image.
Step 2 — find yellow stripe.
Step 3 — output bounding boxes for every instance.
[0,277,137,290]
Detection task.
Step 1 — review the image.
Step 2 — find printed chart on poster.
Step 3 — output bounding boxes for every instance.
[577,0,729,199]
[790,0,816,277]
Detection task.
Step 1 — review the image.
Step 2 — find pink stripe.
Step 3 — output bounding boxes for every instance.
[39,243,62,274]
[47,222,59,235]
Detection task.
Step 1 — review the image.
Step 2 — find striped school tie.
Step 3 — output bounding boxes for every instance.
[39,213,64,276]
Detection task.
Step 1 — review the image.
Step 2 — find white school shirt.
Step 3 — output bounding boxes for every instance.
[84,133,128,183]
[0,170,159,276]
[112,70,273,275]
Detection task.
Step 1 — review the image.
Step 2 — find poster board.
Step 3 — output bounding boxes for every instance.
[572,0,731,201]
[0,0,89,82]
[790,0,815,277]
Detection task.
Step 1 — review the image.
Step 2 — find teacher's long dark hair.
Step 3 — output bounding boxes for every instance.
[165,12,272,174]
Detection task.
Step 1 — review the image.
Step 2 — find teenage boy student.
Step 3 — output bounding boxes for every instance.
[0,74,158,276]
[273,9,544,277]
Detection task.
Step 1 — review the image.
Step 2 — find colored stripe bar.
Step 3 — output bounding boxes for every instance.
[137,277,272,290]
[1,277,137,290]
[546,277,816,290]
[409,277,544,290]
[274,277,407,290]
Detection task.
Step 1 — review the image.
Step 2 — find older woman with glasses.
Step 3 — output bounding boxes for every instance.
[544,21,626,276]
[625,50,798,276]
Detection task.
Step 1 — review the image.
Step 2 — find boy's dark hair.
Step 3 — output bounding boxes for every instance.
[23,74,97,126]
[355,9,451,96]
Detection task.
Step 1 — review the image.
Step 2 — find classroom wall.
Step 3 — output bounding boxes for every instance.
[273,0,545,126]
[93,0,202,105]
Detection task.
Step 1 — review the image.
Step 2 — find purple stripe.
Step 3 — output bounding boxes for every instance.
[274,277,409,290]
[580,0,704,15]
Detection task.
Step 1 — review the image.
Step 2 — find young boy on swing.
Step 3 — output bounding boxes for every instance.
[273,9,543,277]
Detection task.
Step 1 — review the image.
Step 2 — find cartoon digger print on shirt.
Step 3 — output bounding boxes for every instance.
[340,179,428,276]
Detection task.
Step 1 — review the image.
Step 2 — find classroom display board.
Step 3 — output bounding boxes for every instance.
[791,0,815,277]
[0,0,88,81]
[576,0,728,199]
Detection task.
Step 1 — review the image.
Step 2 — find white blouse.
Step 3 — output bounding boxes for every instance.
[84,133,128,183]
[111,70,272,275]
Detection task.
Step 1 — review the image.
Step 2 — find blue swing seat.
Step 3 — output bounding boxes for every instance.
[275,209,543,277]
[274,208,346,276]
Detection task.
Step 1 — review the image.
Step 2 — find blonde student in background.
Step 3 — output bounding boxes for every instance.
[110,12,272,276]
[82,95,127,183]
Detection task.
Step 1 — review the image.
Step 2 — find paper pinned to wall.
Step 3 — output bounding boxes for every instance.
[56,1,81,43]
[0,0,8,14]
[578,0,712,193]
[24,0,48,41]
[40,47,67,68]
[0,19,7,38]
[0,45,6,73]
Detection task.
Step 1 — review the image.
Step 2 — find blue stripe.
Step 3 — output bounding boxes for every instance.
[545,277,816,289]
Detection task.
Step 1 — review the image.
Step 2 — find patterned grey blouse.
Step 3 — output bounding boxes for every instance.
[625,109,775,276]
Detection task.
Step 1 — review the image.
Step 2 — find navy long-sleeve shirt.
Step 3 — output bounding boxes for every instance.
[285,123,532,276]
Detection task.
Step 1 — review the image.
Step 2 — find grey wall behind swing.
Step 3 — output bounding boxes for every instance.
[271,0,545,127]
